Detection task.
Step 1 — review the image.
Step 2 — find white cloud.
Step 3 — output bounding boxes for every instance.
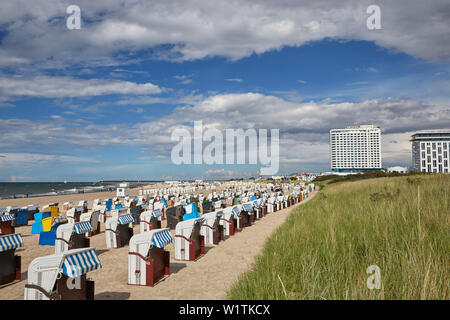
[0,75,161,98]
[1,92,448,173]
[224,78,243,83]
[0,0,449,69]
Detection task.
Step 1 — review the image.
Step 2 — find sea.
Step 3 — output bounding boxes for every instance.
[0,182,118,200]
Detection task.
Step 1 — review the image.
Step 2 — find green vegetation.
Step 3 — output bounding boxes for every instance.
[228,174,449,299]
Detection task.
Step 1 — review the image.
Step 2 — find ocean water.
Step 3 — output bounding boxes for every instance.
[0,182,117,199]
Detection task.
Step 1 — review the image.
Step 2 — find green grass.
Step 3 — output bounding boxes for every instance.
[228,174,449,299]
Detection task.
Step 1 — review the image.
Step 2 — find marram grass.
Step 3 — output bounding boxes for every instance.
[228,174,449,300]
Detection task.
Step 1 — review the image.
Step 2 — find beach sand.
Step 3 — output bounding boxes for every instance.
[0,189,317,300]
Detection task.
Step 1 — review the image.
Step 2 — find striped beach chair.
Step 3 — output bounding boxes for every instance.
[174,217,205,261]
[25,247,101,300]
[200,211,224,245]
[140,209,162,233]
[55,221,93,253]
[0,214,16,235]
[0,233,23,285]
[105,214,134,248]
[128,228,173,286]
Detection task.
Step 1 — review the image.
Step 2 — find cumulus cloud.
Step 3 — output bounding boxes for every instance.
[0,0,449,70]
[0,76,161,98]
[1,92,448,172]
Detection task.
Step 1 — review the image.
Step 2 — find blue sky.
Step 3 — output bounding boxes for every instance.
[0,1,449,181]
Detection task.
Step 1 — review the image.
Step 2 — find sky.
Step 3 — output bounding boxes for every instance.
[0,0,449,181]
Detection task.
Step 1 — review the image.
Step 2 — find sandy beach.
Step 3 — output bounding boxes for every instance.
[0,189,317,300]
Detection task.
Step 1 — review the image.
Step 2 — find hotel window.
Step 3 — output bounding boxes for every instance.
[427,147,431,154]
[433,160,437,167]
[432,143,436,149]
[438,156,442,162]
[438,147,442,153]
[433,152,436,158]
[439,165,442,172]
[428,165,431,172]
[422,160,426,167]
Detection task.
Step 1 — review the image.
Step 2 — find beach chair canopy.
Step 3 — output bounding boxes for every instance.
[74,221,93,234]
[231,206,241,216]
[0,233,23,252]
[152,209,163,218]
[0,215,15,222]
[242,203,253,212]
[118,214,134,225]
[130,228,173,256]
[0,208,7,215]
[61,248,102,278]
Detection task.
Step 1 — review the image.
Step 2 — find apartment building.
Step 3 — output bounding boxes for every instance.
[411,129,450,173]
[330,125,382,172]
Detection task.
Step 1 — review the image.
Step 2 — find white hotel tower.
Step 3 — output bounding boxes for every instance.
[411,129,450,173]
[330,125,382,173]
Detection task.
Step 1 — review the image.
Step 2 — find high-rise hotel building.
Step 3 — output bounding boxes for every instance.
[330,125,382,172]
[411,129,450,173]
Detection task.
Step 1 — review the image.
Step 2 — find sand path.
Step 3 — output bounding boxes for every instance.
[0,190,317,300]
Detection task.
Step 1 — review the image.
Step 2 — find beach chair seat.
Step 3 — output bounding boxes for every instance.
[24,247,101,300]
[175,217,205,261]
[0,215,16,235]
[0,233,23,285]
[128,228,173,286]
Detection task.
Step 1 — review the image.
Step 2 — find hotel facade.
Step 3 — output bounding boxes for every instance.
[411,129,450,173]
[330,125,382,172]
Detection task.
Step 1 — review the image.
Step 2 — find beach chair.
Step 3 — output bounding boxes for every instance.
[38,216,68,246]
[252,200,263,220]
[80,210,101,236]
[128,228,173,286]
[0,233,23,285]
[267,197,276,213]
[201,211,224,245]
[16,208,29,225]
[0,215,16,235]
[166,205,185,230]
[105,214,134,248]
[201,200,214,214]
[23,205,40,221]
[183,202,200,221]
[140,210,162,233]
[130,204,144,226]
[78,200,88,213]
[66,206,84,223]
[55,221,92,253]
[239,203,254,227]
[24,247,101,300]
[31,211,51,235]
[220,207,236,237]
[43,203,59,218]
[174,217,205,261]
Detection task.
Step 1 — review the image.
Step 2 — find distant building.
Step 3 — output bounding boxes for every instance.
[386,166,408,174]
[411,129,450,173]
[330,125,382,173]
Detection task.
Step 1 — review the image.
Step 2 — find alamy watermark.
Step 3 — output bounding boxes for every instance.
[366,264,381,289]
[171,121,279,175]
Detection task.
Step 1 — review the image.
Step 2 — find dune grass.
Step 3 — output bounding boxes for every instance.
[228,174,449,299]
